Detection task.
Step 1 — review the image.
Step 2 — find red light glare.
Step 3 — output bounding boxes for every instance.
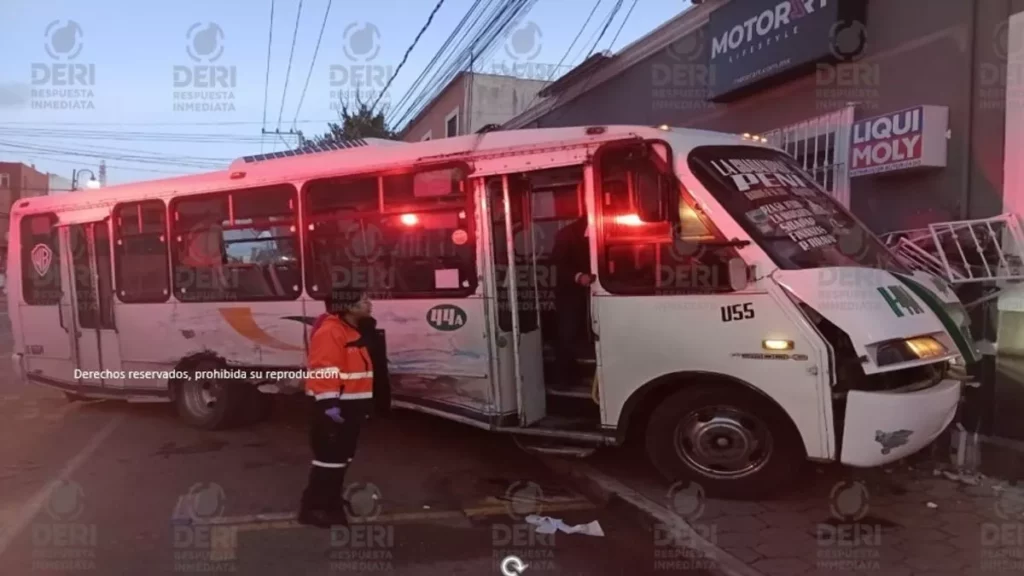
[400,213,419,226]
[614,214,644,226]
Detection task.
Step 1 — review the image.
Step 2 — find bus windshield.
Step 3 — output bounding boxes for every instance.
[687,145,905,272]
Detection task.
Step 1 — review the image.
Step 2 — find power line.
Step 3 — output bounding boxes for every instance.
[389,0,495,127]
[392,0,534,130]
[0,119,341,127]
[276,0,305,131]
[0,141,225,170]
[545,0,624,127]
[608,0,639,50]
[292,0,334,130]
[369,0,448,114]
[387,0,487,125]
[518,0,603,117]
[262,0,277,145]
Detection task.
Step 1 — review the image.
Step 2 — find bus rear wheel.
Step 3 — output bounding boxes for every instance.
[175,360,245,430]
[645,383,804,499]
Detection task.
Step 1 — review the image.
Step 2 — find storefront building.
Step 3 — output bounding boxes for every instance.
[504,0,1024,448]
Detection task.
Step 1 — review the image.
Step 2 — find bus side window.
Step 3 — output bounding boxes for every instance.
[596,142,737,295]
[304,175,386,299]
[113,200,170,303]
[21,213,61,305]
[381,167,476,298]
[171,185,300,302]
[304,165,476,300]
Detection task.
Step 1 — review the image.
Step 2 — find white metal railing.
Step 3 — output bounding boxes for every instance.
[881,214,1024,288]
[761,106,855,208]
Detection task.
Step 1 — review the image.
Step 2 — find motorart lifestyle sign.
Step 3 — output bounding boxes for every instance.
[705,0,868,100]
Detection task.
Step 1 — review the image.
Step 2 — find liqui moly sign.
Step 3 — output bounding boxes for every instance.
[849,106,949,177]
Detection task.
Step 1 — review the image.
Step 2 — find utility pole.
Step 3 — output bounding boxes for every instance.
[98,160,107,187]
[262,128,303,151]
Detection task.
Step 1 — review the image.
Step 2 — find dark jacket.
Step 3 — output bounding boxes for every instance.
[551,217,590,306]
[357,316,391,415]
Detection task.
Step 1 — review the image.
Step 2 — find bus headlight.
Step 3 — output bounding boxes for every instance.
[905,336,947,359]
[875,336,947,366]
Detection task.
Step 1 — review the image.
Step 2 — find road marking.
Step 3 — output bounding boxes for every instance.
[0,414,124,559]
[185,499,597,533]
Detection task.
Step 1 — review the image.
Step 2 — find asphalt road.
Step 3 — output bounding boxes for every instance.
[0,310,710,576]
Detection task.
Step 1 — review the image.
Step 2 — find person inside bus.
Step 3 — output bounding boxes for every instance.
[299,291,375,528]
[550,213,594,389]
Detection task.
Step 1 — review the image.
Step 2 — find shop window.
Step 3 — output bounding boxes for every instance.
[170,185,300,302]
[21,213,61,305]
[596,142,738,295]
[114,200,170,303]
[304,165,476,299]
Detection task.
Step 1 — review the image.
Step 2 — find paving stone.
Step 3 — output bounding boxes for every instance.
[712,514,768,534]
[714,530,761,549]
[703,499,769,517]
[720,545,761,565]
[902,527,955,542]
[756,510,816,532]
[751,556,813,575]
[903,542,967,571]
[754,533,819,558]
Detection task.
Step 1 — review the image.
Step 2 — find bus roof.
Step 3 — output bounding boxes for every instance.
[11,125,756,216]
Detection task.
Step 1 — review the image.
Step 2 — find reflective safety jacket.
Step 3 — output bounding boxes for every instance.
[305,314,374,401]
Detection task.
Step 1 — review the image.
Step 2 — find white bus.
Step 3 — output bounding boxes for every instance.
[7,125,977,497]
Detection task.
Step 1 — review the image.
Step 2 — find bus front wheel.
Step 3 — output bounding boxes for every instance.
[175,360,246,430]
[645,384,804,499]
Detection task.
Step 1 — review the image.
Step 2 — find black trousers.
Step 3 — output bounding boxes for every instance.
[554,293,589,386]
[300,398,372,514]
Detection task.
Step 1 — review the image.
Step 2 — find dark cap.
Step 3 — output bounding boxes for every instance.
[324,290,364,314]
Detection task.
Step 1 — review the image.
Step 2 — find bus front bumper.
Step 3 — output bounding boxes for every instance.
[839,378,961,467]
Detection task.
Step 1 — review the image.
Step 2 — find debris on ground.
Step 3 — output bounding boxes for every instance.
[525,515,605,536]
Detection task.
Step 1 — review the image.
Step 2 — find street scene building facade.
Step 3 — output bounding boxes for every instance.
[400,72,550,141]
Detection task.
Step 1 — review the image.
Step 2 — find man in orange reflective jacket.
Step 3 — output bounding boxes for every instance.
[298,291,375,528]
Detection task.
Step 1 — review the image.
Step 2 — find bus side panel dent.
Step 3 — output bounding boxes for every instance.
[840,379,961,467]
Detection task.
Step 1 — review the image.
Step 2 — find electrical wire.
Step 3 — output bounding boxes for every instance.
[389,0,499,127]
[387,0,486,124]
[262,0,276,141]
[369,0,447,114]
[517,0,603,118]
[276,0,305,131]
[292,0,333,130]
[608,0,639,50]
[544,0,624,127]
[392,0,516,127]
[392,0,534,130]
[0,141,225,170]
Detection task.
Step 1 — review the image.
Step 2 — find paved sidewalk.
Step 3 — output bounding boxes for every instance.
[557,444,1024,576]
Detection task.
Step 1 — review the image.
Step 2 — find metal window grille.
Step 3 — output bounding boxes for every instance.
[760,106,855,207]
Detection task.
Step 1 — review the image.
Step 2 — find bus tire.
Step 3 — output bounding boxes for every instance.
[645,383,804,500]
[175,359,246,430]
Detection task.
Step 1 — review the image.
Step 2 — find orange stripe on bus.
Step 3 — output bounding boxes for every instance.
[218,308,304,351]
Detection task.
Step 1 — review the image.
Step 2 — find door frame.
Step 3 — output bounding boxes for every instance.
[480,173,548,426]
[61,218,124,389]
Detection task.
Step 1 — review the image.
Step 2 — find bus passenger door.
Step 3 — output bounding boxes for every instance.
[66,221,124,389]
[18,213,77,388]
[488,174,547,426]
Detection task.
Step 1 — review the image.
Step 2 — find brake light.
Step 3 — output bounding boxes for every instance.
[614,214,644,226]
[400,213,419,226]
[230,171,246,179]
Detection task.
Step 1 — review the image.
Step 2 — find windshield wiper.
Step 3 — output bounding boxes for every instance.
[698,238,752,248]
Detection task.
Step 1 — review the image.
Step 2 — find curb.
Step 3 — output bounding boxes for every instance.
[539,456,765,576]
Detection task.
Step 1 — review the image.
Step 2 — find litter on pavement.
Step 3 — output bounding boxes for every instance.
[524,515,605,536]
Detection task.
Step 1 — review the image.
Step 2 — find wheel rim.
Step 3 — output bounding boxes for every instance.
[183,374,223,418]
[674,405,773,479]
